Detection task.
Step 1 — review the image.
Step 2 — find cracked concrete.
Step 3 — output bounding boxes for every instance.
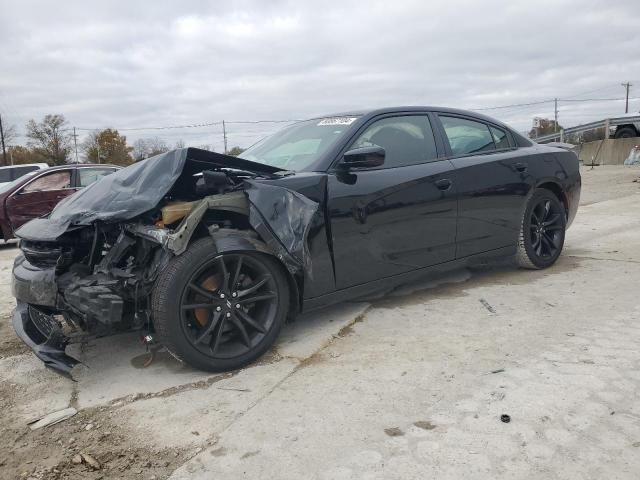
[1,165,639,479]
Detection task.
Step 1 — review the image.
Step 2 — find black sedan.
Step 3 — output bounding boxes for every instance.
[11,107,581,374]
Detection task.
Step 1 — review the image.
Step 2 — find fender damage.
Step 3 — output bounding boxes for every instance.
[11,148,319,376]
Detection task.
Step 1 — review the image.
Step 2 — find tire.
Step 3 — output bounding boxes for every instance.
[152,237,289,372]
[614,126,638,139]
[516,188,567,269]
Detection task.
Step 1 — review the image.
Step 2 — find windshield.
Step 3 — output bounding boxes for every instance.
[239,116,359,171]
[0,170,39,194]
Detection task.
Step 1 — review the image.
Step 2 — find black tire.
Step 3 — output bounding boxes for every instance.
[516,189,567,269]
[152,237,289,372]
[614,126,638,139]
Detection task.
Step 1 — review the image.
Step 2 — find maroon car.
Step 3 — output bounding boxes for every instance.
[0,164,119,240]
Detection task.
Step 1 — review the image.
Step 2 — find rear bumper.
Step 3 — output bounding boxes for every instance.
[12,302,79,377]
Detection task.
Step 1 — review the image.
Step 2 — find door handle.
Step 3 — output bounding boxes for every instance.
[514,162,528,172]
[435,179,452,190]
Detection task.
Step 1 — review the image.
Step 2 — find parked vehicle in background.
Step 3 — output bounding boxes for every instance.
[611,113,640,138]
[0,163,49,187]
[0,164,119,240]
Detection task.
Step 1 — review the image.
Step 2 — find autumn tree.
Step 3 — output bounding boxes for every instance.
[25,114,72,165]
[227,146,245,156]
[82,128,133,166]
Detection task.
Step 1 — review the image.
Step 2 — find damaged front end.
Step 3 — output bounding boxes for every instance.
[11,148,319,376]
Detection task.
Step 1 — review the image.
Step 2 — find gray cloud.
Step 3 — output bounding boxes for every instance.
[1,0,639,151]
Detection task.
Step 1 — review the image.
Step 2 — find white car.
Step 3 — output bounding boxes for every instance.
[0,163,49,187]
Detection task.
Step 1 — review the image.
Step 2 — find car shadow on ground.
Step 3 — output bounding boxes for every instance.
[39,256,580,410]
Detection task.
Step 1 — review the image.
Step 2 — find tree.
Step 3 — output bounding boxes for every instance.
[227,146,245,156]
[25,114,72,165]
[82,128,133,166]
[6,145,45,165]
[147,137,169,157]
[174,139,185,149]
[132,139,149,162]
[131,137,170,161]
[529,118,563,139]
[0,122,18,166]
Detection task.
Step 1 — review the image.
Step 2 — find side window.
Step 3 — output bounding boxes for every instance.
[490,126,512,150]
[439,116,495,156]
[78,168,115,188]
[11,166,38,180]
[349,115,437,168]
[22,171,71,193]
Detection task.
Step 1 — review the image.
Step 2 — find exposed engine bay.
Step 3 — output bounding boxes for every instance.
[11,148,318,374]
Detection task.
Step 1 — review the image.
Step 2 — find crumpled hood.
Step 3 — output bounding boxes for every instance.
[15,148,281,241]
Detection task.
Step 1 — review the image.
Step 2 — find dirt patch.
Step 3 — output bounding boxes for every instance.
[337,312,367,338]
[0,312,29,358]
[0,402,192,480]
[414,420,436,430]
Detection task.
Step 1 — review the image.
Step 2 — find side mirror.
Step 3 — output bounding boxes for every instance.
[341,146,385,169]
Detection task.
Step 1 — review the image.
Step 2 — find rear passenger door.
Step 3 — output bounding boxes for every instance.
[327,113,458,290]
[435,114,532,257]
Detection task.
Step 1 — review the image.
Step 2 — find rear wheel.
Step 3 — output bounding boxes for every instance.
[152,237,289,372]
[614,126,638,139]
[516,189,566,269]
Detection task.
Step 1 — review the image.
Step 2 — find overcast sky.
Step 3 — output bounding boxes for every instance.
[1,0,639,152]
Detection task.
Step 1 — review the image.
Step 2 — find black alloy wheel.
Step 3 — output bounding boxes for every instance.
[528,198,563,259]
[152,237,289,371]
[180,253,277,358]
[516,188,567,269]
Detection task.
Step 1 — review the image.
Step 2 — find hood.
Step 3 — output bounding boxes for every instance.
[15,148,282,241]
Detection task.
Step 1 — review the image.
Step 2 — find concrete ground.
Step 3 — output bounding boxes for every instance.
[1,165,639,479]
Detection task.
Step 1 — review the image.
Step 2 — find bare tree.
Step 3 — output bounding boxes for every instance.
[132,139,148,162]
[174,139,185,149]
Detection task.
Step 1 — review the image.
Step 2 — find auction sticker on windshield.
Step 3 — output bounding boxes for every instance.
[317,117,357,126]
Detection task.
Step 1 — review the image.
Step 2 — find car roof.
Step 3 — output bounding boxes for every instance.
[36,163,120,172]
[318,106,513,127]
[0,163,48,170]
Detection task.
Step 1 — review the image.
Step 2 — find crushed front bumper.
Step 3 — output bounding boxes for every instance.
[11,302,80,377]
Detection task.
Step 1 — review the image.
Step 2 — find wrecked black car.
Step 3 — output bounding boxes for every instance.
[11,107,581,375]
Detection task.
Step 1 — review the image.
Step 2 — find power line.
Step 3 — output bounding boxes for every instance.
[472,99,553,111]
[73,118,299,132]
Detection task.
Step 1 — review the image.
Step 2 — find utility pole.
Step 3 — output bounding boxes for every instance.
[72,127,79,163]
[0,114,6,167]
[222,120,228,154]
[621,82,632,113]
[554,98,559,133]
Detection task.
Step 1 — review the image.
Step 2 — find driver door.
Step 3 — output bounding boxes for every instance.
[6,168,75,232]
[327,114,458,290]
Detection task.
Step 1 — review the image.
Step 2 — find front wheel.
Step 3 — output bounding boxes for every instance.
[152,237,290,372]
[516,189,567,269]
